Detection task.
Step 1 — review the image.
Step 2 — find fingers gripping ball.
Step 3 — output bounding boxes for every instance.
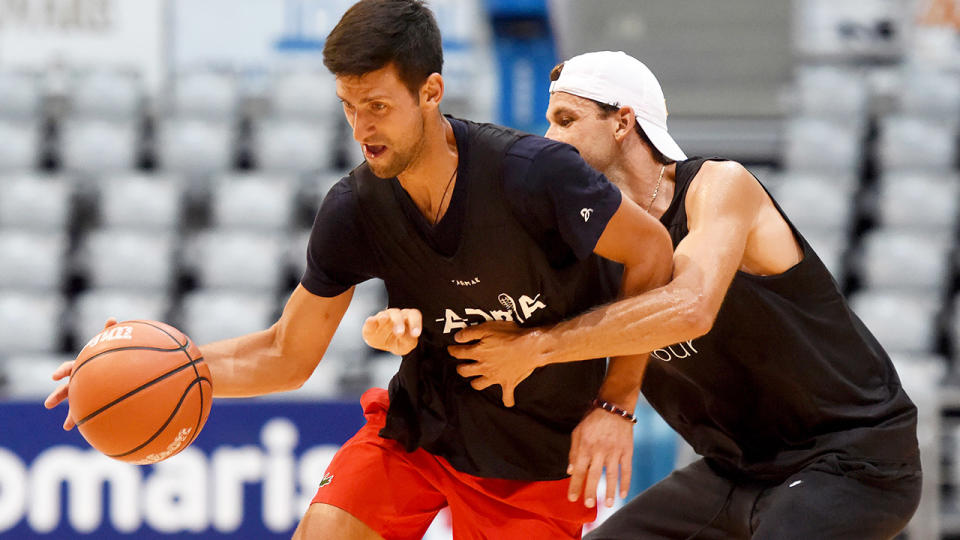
[69,320,212,464]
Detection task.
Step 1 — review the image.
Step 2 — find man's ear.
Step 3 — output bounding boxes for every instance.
[420,73,444,109]
[614,106,636,142]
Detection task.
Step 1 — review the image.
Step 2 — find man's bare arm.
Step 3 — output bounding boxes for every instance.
[204,284,354,397]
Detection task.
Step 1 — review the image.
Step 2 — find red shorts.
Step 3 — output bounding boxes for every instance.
[311,388,596,540]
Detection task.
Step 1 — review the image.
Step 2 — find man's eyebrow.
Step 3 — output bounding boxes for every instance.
[548,106,576,118]
[337,94,391,105]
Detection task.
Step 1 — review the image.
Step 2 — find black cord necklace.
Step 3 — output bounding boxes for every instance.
[433,166,458,224]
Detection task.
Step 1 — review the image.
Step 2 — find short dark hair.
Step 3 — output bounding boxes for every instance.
[550,62,673,165]
[323,0,443,96]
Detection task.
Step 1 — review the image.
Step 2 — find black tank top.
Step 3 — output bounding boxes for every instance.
[643,158,920,480]
[349,119,621,480]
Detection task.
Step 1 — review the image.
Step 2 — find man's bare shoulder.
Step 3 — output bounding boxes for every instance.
[685,159,762,210]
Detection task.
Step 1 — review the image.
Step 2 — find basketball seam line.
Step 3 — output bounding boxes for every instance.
[75,357,205,426]
[108,376,211,459]
[73,344,187,378]
[182,336,207,450]
[132,320,189,348]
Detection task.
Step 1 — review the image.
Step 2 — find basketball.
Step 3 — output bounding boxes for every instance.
[68,320,212,464]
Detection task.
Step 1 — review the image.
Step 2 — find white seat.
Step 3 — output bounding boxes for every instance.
[157,119,234,177]
[327,280,387,357]
[252,119,337,173]
[792,66,869,122]
[187,230,286,291]
[0,71,41,120]
[210,174,295,231]
[772,176,854,233]
[783,117,862,174]
[268,71,339,120]
[70,69,143,120]
[97,173,183,230]
[849,290,940,354]
[0,292,65,355]
[899,68,960,119]
[856,229,952,292]
[177,290,276,345]
[287,229,312,280]
[71,289,172,343]
[1,353,75,398]
[0,120,40,171]
[875,173,959,230]
[168,71,239,121]
[78,230,177,291]
[0,231,67,290]
[60,119,139,174]
[0,174,73,231]
[877,115,957,172]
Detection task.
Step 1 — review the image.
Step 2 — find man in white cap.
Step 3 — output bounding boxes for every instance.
[447,51,922,538]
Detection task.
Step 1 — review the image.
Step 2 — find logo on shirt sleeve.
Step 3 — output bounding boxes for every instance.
[580,208,593,222]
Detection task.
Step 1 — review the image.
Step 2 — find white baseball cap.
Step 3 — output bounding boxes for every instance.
[549,51,686,161]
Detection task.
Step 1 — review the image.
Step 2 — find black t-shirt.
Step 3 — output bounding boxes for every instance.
[301,117,620,296]
[643,157,920,481]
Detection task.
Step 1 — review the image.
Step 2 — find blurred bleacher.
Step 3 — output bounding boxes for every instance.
[0,65,400,402]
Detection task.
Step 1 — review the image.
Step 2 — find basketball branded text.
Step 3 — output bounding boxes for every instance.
[84,326,134,349]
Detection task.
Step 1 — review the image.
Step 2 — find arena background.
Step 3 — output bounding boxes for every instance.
[0,0,958,538]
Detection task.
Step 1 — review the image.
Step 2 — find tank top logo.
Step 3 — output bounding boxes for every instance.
[651,340,700,362]
[436,292,547,334]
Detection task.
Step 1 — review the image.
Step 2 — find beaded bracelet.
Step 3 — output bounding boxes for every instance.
[592,398,639,424]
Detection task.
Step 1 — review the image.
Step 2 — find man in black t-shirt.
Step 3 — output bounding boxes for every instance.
[447,51,922,539]
[46,8,674,540]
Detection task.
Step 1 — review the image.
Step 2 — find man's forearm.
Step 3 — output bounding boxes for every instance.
[537,280,707,367]
[201,325,313,398]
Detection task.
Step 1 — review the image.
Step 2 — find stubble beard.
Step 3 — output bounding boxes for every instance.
[367,116,427,179]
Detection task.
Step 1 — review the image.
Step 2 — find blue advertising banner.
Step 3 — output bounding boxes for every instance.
[0,399,364,539]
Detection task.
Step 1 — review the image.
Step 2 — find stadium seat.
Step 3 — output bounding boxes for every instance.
[167,71,239,121]
[0,120,40,171]
[60,119,139,174]
[0,230,68,291]
[186,230,286,291]
[0,71,41,120]
[156,118,235,177]
[771,175,855,233]
[70,69,143,120]
[855,228,952,292]
[849,290,940,354]
[71,289,172,342]
[0,174,73,231]
[177,290,277,345]
[210,174,295,231]
[77,230,177,291]
[899,68,960,119]
[97,173,184,231]
[251,119,337,173]
[792,65,869,122]
[782,117,862,174]
[0,353,75,398]
[874,172,959,230]
[877,115,957,172]
[287,229,312,279]
[0,292,65,355]
[268,70,339,120]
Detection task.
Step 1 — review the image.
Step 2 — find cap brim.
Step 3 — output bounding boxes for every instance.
[637,118,687,162]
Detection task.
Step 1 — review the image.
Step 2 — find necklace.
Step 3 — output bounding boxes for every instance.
[647,165,666,212]
[434,166,458,224]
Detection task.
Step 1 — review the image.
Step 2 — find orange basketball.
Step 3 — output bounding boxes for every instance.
[69,320,212,464]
